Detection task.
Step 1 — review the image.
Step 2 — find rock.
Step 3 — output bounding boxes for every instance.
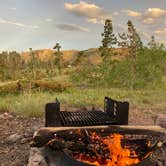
[0,112,13,119]
[155,114,166,129]
[20,138,29,144]
[24,128,35,138]
[6,133,22,144]
[27,148,47,166]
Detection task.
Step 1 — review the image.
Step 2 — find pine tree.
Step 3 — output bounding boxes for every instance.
[53,43,63,75]
[99,19,117,60]
[148,36,157,49]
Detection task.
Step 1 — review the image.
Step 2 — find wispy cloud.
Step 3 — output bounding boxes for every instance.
[138,31,150,40]
[10,7,17,10]
[45,18,53,22]
[86,18,104,24]
[154,28,166,35]
[0,18,39,29]
[64,1,111,24]
[56,23,89,32]
[122,10,141,17]
[142,18,155,24]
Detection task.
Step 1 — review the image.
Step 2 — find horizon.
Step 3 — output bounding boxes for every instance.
[0,0,166,52]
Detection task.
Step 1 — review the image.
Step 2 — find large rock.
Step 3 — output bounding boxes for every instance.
[155,114,166,129]
[6,133,22,144]
[27,148,47,166]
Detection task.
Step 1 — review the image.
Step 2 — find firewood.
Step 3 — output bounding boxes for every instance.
[32,125,166,147]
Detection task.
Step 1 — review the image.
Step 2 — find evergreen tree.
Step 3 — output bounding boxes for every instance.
[118,33,128,48]
[99,19,117,60]
[53,43,63,75]
[148,36,157,49]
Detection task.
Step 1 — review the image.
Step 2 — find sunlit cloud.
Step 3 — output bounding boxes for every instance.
[56,23,89,32]
[64,1,111,24]
[86,18,104,24]
[142,18,155,24]
[122,10,141,17]
[154,28,166,35]
[145,8,166,18]
[0,18,39,29]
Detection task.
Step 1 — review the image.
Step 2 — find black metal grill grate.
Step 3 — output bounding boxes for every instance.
[45,97,129,127]
[59,111,117,126]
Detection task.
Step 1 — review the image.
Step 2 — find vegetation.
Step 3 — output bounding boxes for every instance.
[71,20,166,89]
[0,19,165,117]
[0,88,165,117]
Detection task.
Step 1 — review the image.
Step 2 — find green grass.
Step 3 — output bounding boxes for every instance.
[0,87,165,117]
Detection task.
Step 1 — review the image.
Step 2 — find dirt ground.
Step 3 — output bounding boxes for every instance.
[0,109,156,166]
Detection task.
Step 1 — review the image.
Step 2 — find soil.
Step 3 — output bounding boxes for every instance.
[0,108,158,166]
[0,113,43,166]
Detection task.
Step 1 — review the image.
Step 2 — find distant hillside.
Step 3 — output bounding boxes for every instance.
[22,49,79,63]
[21,48,129,65]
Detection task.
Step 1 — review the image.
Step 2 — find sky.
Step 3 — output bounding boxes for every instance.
[0,0,166,52]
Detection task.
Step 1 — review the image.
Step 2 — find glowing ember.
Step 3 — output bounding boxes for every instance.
[73,133,140,166]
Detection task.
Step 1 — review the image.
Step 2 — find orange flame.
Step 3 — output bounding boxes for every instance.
[74,133,140,166]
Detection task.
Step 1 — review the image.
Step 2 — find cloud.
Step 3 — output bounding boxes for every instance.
[122,8,166,26]
[45,18,53,22]
[86,18,104,24]
[142,18,155,24]
[123,8,166,19]
[56,23,89,32]
[0,18,39,29]
[154,28,166,35]
[122,10,141,17]
[145,8,166,18]
[10,7,16,10]
[64,1,111,24]
[138,31,150,40]
[112,12,119,16]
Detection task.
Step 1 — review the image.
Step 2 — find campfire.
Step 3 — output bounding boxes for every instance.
[72,133,141,166]
[29,97,166,166]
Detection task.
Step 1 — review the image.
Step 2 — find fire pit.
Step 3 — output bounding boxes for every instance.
[29,97,166,166]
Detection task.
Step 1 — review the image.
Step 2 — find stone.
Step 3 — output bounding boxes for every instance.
[0,112,13,119]
[27,148,47,166]
[6,133,22,144]
[155,114,166,129]
[20,138,29,144]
